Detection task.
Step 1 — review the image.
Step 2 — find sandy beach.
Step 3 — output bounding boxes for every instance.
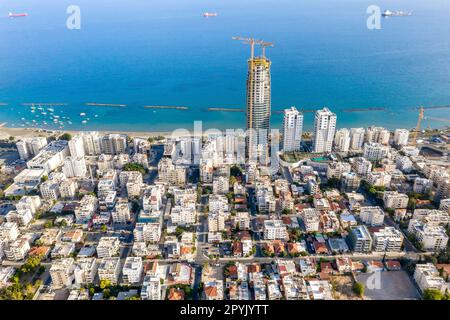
[0,123,225,140]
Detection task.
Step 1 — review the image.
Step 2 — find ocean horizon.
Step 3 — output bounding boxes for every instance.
[1,0,450,132]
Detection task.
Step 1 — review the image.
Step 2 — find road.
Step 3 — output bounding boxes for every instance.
[144,144,164,185]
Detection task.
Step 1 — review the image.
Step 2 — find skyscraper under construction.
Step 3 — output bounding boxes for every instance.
[233,37,273,162]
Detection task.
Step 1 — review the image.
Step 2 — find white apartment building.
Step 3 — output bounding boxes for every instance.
[383,191,409,209]
[212,176,230,195]
[97,257,121,285]
[282,107,303,152]
[4,237,30,261]
[74,258,98,285]
[326,162,351,179]
[74,195,98,223]
[351,157,372,176]
[312,108,337,153]
[101,134,127,155]
[142,186,163,213]
[363,142,389,161]
[372,227,403,252]
[359,206,385,226]
[341,172,361,191]
[141,275,162,300]
[97,237,120,258]
[414,263,449,293]
[170,203,196,226]
[264,220,288,240]
[40,180,61,200]
[5,210,32,227]
[59,179,78,199]
[365,127,390,145]
[349,128,365,151]
[367,171,391,188]
[440,198,450,213]
[234,211,250,230]
[133,223,161,243]
[408,220,449,252]
[301,208,320,232]
[122,257,143,285]
[112,202,131,224]
[16,137,48,160]
[412,209,450,226]
[81,131,103,155]
[50,258,75,288]
[97,179,116,198]
[208,211,227,232]
[209,194,229,213]
[15,196,41,215]
[63,156,87,178]
[396,156,413,173]
[158,157,186,185]
[413,178,433,194]
[393,129,409,147]
[68,135,85,158]
[334,128,350,153]
[27,140,69,173]
[0,222,20,241]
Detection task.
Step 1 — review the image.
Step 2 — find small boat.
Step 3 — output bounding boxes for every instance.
[9,12,28,18]
[203,12,218,18]
[80,112,86,116]
[82,120,87,124]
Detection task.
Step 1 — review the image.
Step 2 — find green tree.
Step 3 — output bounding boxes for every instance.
[59,133,72,141]
[423,288,443,300]
[123,163,146,174]
[353,282,365,298]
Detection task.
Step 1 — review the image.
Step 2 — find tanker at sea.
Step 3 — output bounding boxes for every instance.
[382,10,412,17]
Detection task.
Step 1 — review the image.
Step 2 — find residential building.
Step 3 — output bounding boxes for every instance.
[393,129,409,147]
[383,191,409,209]
[334,128,350,153]
[349,225,373,253]
[49,258,75,288]
[282,106,303,152]
[97,237,120,258]
[312,108,337,153]
[122,257,143,285]
[363,142,389,161]
[264,220,288,240]
[359,206,385,226]
[372,227,403,252]
[97,257,121,285]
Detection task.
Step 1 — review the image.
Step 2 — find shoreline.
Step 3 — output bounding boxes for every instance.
[0,123,448,141]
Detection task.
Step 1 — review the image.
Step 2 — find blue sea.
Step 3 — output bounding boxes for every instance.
[0,0,450,132]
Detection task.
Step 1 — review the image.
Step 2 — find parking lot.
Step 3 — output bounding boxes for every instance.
[356,271,421,300]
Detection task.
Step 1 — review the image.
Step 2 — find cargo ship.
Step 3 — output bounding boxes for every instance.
[382,10,412,17]
[9,12,28,18]
[203,12,218,18]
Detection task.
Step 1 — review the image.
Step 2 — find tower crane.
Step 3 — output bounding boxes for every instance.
[232,36,274,58]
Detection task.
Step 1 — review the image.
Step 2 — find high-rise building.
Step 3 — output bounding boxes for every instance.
[312,108,336,153]
[245,54,271,161]
[68,135,85,158]
[282,107,303,152]
[349,128,365,151]
[393,129,410,147]
[334,128,350,152]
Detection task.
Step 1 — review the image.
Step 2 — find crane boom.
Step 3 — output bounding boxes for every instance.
[232,36,274,58]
